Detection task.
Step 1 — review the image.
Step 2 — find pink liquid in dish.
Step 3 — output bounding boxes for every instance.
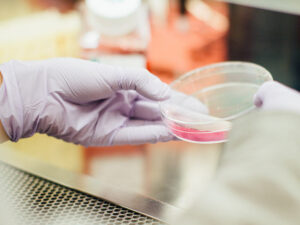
[171,124,228,143]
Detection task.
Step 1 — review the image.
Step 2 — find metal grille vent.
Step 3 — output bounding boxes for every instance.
[0,162,163,225]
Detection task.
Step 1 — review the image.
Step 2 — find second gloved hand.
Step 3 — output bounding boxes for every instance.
[254,81,300,113]
[0,58,174,146]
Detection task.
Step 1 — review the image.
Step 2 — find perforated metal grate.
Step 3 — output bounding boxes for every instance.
[0,162,164,225]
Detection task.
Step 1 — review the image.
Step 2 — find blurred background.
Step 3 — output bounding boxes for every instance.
[0,0,300,214]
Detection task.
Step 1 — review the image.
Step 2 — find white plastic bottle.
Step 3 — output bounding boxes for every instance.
[79,0,150,68]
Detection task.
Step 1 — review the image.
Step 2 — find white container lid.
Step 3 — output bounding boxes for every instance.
[86,0,141,36]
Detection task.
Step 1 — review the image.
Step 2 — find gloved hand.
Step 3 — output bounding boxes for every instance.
[254,81,300,113]
[0,58,175,146]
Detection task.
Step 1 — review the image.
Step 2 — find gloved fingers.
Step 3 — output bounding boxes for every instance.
[254,81,277,107]
[254,81,297,107]
[130,93,206,121]
[254,81,300,113]
[45,58,170,103]
[130,100,161,121]
[109,66,171,101]
[164,90,209,114]
[111,120,175,146]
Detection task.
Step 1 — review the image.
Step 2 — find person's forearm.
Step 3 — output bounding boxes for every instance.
[0,71,9,143]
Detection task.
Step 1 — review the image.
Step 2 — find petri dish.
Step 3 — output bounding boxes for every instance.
[160,61,273,144]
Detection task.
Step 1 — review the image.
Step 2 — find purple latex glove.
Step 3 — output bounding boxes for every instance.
[0,58,175,146]
[254,81,300,113]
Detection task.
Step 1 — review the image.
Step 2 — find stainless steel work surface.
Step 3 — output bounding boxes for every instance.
[0,143,221,224]
[0,160,163,225]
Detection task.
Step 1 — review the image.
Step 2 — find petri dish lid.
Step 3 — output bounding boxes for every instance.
[160,61,273,131]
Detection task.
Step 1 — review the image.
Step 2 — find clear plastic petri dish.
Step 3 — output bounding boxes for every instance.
[160,61,273,144]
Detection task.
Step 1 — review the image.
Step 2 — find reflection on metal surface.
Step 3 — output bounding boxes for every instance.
[84,142,221,210]
[144,143,221,209]
[0,142,221,223]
